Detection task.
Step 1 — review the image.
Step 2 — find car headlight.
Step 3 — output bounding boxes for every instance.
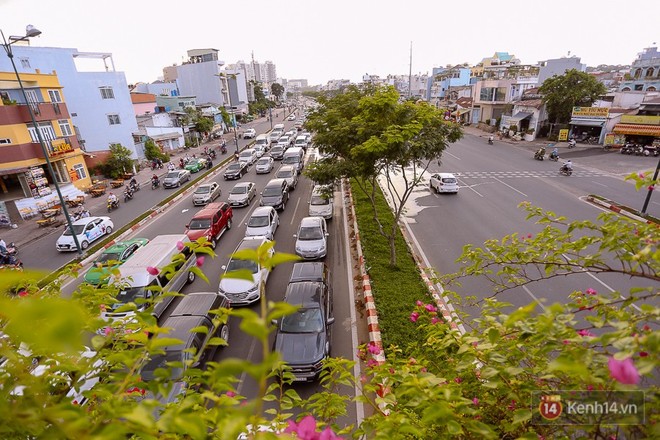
[319,244,326,252]
[247,284,258,293]
[296,246,303,253]
[218,285,226,294]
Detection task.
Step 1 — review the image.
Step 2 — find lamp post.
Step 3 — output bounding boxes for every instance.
[218,73,240,155]
[1,25,82,254]
[641,156,660,215]
[268,102,273,130]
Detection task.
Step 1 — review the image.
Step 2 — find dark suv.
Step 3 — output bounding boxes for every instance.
[259,178,289,211]
[184,202,233,249]
[273,262,334,382]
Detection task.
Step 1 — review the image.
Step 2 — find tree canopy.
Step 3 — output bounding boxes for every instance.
[271,82,284,101]
[539,69,607,124]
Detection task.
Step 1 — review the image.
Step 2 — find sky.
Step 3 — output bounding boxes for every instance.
[1,0,658,86]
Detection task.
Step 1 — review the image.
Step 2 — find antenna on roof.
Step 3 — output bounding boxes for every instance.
[567,50,571,57]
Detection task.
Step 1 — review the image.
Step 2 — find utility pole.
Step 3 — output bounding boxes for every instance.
[408,41,413,99]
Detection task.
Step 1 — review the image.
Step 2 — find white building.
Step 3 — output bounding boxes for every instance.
[0,46,139,157]
[176,49,227,106]
[135,113,184,153]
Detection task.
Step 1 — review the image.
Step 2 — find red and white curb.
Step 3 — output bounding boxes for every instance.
[586,195,658,226]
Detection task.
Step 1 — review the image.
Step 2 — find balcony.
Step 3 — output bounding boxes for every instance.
[0,101,70,125]
[0,135,81,164]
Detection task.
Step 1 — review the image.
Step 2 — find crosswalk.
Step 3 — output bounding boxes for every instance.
[454,170,609,179]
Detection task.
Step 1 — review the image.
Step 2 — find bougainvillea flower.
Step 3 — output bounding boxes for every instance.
[608,357,640,385]
[176,241,184,251]
[196,256,205,267]
[367,341,381,355]
[410,312,420,322]
[146,266,159,275]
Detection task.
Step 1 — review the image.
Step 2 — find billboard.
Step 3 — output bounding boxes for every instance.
[572,107,609,118]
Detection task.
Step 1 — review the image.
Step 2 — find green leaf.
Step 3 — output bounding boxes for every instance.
[512,409,532,425]
[446,420,463,435]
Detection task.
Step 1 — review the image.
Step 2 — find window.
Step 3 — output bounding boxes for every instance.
[634,84,643,91]
[0,138,11,144]
[48,90,62,103]
[107,114,121,125]
[58,119,73,136]
[73,163,87,180]
[19,58,30,68]
[99,87,115,99]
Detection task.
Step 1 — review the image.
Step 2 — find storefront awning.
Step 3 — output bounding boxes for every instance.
[570,119,605,127]
[0,167,29,176]
[510,112,532,121]
[150,132,181,141]
[613,123,660,136]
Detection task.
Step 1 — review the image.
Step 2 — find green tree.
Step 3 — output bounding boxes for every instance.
[539,69,607,124]
[305,85,463,266]
[143,139,169,163]
[98,143,134,178]
[271,82,284,101]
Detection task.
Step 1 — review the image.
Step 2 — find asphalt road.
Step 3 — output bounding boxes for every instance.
[400,133,659,322]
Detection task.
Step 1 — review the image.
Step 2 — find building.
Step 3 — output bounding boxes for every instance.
[0,46,139,161]
[220,68,249,115]
[155,95,196,112]
[131,81,179,97]
[610,95,660,147]
[175,49,226,107]
[0,69,91,218]
[538,56,586,85]
[162,65,178,82]
[619,47,660,92]
[130,93,157,116]
[471,52,520,78]
[134,113,184,154]
[427,67,471,104]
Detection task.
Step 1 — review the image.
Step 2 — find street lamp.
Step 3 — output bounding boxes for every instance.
[217,73,240,155]
[1,25,82,254]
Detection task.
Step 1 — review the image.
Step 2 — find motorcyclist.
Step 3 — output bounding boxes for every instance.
[568,139,576,148]
[152,174,159,185]
[535,147,546,158]
[550,147,559,160]
[488,135,494,145]
[129,177,138,191]
[107,192,118,207]
[561,160,573,173]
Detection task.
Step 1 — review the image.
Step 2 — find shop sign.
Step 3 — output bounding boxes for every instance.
[604,133,625,146]
[620,115,660,125]
[571,107,609,119]
[49,139,73,157]
[558,129,569,141]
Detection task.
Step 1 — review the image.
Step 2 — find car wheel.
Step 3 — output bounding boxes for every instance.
[186,270,196,284]
[227,218,232,230]
[177,181,181,187]
[81,240,89,250]
[219,324,229,344]
[209,238,217,250]
[105,226,113,235]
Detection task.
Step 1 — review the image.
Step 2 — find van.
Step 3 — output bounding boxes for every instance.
[294,135,308,150]
[103,234,197,321]
[273,123,285,131]
[282,147,305,174]
[255,134,269,151]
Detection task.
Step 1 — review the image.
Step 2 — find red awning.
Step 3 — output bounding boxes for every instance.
[613,124,660,136]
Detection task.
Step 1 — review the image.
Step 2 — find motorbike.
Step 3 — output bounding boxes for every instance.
[0,252,22,268]
[620,143,636,154]
[123,187,134,202]
[534,149,546,161]
[568,139,576,149]
[487,137,494,145]
[129,180,140,192]
[0,214,16,229]
[209,149,217,159]
[559,165,573,176]
[107,198,119,212]
[151,178,160,190]
[72,209,90,222]
[2,241,18,257]
[634,145,645,156]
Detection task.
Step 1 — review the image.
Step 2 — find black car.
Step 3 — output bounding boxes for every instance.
[260,178,289,211]
[273,262,334,382]
[223,162,248,180]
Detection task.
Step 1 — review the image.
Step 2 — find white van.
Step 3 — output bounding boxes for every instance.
[273,123,285,131]
[255,134,269,151]
[281,147,305,174]
[294,135,308,149]
[103,234,197,321]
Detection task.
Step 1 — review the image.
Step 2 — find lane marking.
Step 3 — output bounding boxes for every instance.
[444,151,461,160]
[290,197,301,225]
[493,177,527,197]
[236,336,258,395]
[522,285,548,312]
[591,181,608,187]
[458,179,484,197]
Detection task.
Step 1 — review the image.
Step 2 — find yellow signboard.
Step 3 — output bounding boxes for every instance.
[572,107,609,118]
[620,115,660,125]
[558,129,569,141]
[49,139,73,156]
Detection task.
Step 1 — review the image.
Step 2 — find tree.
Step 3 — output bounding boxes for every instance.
[98,143,134,178]
[271,82,284,101]
[305,85,463,266]
[143,139,169,163]
[539,69,607,124]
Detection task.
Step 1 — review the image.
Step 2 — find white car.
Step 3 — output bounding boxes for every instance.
[218,237,274,306]
[275,165,298,190]
[309,185,333,219]
[269,130,283,144]
[56,216,114,252]
[245,206,279,240]
[255,156,275,174]
[228,181,257,207]
[238,148,258,166]
[277,136,290,148]
[253,145,266,158]
[287,114,296,121]
[192,182,221,206]
[429,172,459,194]
[294,216,328,260]
[243,128,256,139]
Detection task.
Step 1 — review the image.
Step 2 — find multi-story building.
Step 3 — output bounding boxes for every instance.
[538,56,586,85]
[323,79,351,91]
[427,67,471,104]
[471,52,520,78]
[263,61,277,83]
[130,93,157,116]
[618,46,660,92]
[0,46,139,161]
[134,112,185,154]
[175,49,226,107]
[132,81,179,97]
[0,69,91,215]
[155,95,196,112]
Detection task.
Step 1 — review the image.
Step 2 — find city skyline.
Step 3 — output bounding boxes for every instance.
[1,0,658,86]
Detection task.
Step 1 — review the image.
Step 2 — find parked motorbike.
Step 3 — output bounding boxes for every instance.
[534,148,546,161]
[0,252,22,268]
[559,165,573,176]
[107,198,119,212]
[620,143,635,154]
[123,187,134,202]
[634,145,645,156]
[151,178,160,190]
[0,215,16,229]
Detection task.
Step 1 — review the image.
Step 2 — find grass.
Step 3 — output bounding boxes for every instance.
[350,179,432,352]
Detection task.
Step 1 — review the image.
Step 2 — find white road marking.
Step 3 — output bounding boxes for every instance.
[290,197,301,225]
[522,285,548,312]
[458,179,484,197]
[181,208,189,213]
[591,181,608,187]
[236,336,258,395]
[444,151,461,160]
[493,177,527,197]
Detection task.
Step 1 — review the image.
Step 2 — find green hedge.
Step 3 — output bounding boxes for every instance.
[351,180,433,351]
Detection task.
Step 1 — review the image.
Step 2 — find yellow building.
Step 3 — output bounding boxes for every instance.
[0,69,91,210]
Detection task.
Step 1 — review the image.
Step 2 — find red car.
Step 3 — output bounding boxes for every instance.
[184,202,233,249]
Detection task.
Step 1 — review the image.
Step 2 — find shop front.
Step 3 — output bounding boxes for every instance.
[612,115,660,148]
[569,107,609,143]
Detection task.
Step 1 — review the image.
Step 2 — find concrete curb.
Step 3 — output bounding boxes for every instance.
[586,195,658,226]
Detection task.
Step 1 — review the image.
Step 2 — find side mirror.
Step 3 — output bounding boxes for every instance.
[325,233,329,237]
[327,317,335,326]
[221,265,227,270]
[293,234,297,238]
[271,319,278,326]
[185,224,189,228]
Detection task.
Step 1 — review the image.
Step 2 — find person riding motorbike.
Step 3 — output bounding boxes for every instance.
[488,135,494,145]
[107,192,119,210]
[568,139,576,149]
[549,147,559,161]
[535,147,546,160]
[151,174,160,187]
[129,177,139,191]
[560,160,573,174]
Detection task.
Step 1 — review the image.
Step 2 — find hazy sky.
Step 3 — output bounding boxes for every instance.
[2,0,658,86]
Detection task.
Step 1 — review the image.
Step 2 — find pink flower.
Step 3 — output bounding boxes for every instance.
[367,341,381,355]
[410,312,419,322]
[176,241,184,251]
[18,290,28,297]
[643,325,651,332]
[586,384,594,391]
[416,300,424,306]
[638,172,645,178]
[359,375,367,384]
[431,317,441,325]
[585,288,597,295]
[648,185,655,191]
[367,358,379,368]
[527,234,532,239]
[454,377,462,384]
[225,390,236,397]
[103,326,114,336]
[146,266,159,275]
[425,303,437,313]
[507,400,517,411]
[608,357,640,385]
[196,256,205,267]
[285,415,342,440]
[472,397,479,405]
[577,329,595,337]
[562,340,570,345]
[639,352,648,357]
[420,367,427,373]
[408,357,417,365]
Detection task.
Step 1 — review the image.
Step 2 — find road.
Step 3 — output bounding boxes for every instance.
[399,133,659,322]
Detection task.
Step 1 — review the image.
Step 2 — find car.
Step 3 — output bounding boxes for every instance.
[255,156,274,174]
[243,128,256,139]
[163,170,191,188]
[273,262,334,382]
[285,130,297,142]
[275,165,299,190]
[192,182,222,206]
[268,130,283,144]
[239,148,258,166]
[294,216,328,260]
[309,185,333,220]
[277,136,290,148]
[184,202,233,249]
[56,216,114,252]
[245,206,279,240]
[287,114,296,121]
[253,145,266,158]
[270,145,286,161]
[218,237,275,306]
[184,158,208,173]
[83,238,149,285]
[429,172,459,194]
[224,161,249,180]
[302,132,312,143]
[260,178,290,211]
[228,182,257,207]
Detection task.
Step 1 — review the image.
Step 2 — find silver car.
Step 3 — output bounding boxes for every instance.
[294,216,329,260]
[163,170,191,188]
[275,165,298,190]
[255,157,274,174]
[192,182,221,206]
[228,182,257,207]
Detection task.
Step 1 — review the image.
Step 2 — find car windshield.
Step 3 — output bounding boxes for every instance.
[226,258,258,274]
[231,186,247,194]
[298,226,323,240]
[310,195,329,206]
[278,137,288,142]
[63,224,86,236]
[262,187,282,197]
[141,350,186,382]
[240,153,252,159]
[227,164,240,172]
[280,308,323,333]
[188,219,211,229]
[195,186,211,194]
[282,157,298,165]
[257,159,270,166]
[166,172,180,179]
[112,286,148,310]
[277,169,293,178]
[248,215,269,227]
[96,252,122,264]
[271,147,283,153]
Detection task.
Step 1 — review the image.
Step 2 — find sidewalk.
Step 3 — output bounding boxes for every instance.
[461,124,599,153]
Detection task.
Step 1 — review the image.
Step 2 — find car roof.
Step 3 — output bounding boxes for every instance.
[284,282,323,307]
[289,262,326,283]
[435,172,456,178]
[251,206,275,216]
[265,178,287,188]
[299,216,323,228]
[237,236,270,251]
[278,165,295,171]
[193,202,227,218]
[198,182,216,188]
[104,238,146,253]
[73,216,106,225]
